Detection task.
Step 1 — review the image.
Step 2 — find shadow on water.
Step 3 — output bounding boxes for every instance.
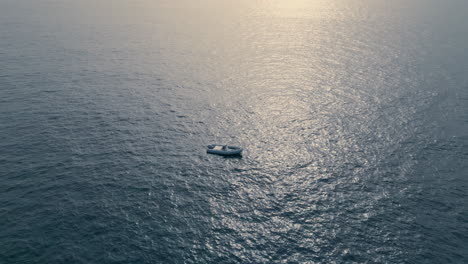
[221,154,243,159]
[206,153,243,159]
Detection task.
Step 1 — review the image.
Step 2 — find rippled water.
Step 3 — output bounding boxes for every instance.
[1,0,468,263]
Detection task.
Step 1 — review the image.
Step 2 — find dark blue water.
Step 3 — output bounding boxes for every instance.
[1,0,468,263]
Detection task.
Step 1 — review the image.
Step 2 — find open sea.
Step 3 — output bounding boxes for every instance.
[1,0,468,263]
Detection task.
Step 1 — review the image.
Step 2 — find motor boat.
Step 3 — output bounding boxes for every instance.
[207,144,243,156]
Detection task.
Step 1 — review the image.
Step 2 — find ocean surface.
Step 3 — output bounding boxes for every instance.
[1,0,468,263]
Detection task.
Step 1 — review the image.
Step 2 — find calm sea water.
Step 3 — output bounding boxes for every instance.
[1,0,468,263]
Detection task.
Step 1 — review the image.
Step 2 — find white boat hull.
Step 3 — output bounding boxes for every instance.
[207,145,242,156]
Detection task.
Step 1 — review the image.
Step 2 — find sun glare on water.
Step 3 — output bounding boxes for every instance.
[263,0,335,18]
